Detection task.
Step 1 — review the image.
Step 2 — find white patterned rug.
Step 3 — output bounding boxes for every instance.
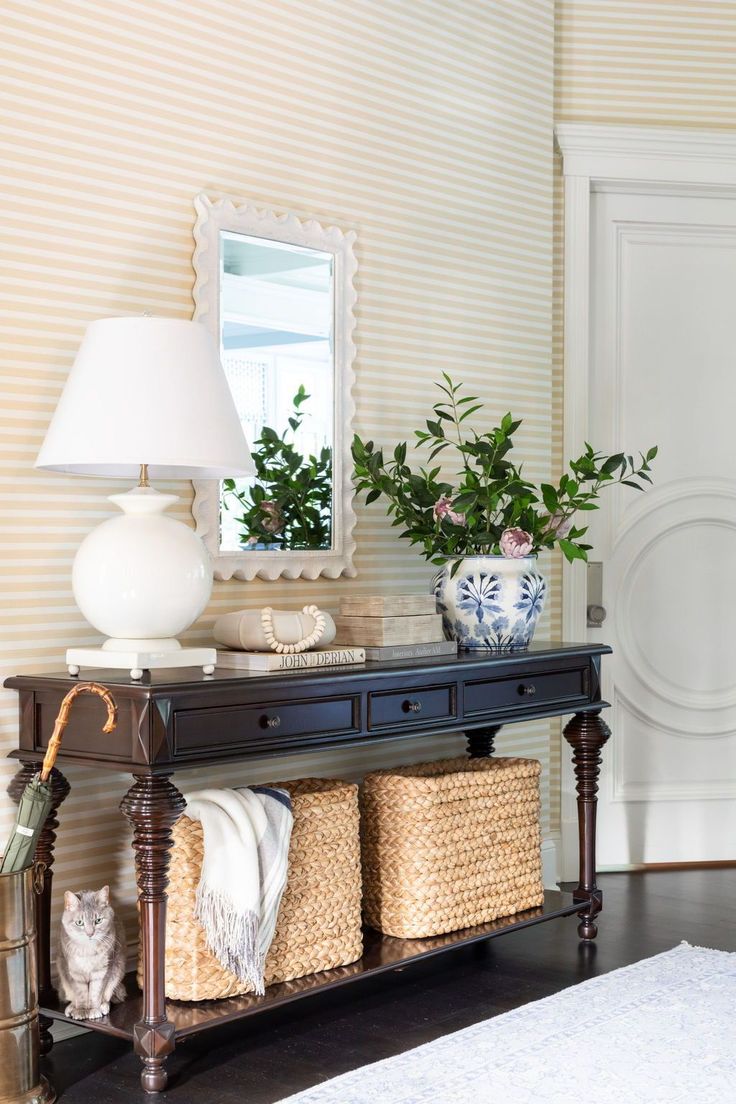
[278,943,735,1104]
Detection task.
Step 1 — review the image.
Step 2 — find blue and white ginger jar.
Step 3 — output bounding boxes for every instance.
[433,555,546,652]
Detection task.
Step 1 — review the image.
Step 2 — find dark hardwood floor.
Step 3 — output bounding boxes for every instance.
[44,870,736,1103]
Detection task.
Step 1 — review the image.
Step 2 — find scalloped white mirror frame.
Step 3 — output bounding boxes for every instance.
[191,194,358,581]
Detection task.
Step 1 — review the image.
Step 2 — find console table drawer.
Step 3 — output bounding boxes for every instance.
[465,668,587,715]
[174,696,359,755]
[368,684,456,729]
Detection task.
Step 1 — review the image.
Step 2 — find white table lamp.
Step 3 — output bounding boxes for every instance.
[36,316,255,679]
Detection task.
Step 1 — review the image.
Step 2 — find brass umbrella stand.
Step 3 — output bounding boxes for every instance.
[0,682,117,1104]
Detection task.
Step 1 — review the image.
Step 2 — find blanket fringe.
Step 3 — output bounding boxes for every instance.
[195,884,264,995]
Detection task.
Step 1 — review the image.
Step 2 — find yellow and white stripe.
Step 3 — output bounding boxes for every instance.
[556,1,736,128]
[1,0,557,959]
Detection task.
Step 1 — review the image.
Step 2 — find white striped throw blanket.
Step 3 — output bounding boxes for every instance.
[181,786,293,996]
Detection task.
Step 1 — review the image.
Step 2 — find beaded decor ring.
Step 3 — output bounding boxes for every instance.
[260,605,327,654]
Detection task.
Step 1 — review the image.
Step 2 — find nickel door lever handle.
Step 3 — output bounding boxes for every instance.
[586,562,606,627]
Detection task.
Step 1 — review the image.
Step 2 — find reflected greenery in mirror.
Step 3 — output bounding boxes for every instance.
[218,230,334,552]
[222,386,332,550]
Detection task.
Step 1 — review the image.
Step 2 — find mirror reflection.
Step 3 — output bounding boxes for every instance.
[218,230,334,552]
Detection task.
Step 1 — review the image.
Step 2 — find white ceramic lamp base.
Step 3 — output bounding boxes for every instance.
[68,485,216,680]
[66,640,216,681]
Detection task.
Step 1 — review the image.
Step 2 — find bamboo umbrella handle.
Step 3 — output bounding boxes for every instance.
[40,682,117,781]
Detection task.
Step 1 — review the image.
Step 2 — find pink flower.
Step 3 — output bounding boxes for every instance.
[546,512,573,538]
[260,500,284,534]
[433,496,466,526]
[499,527,533,558]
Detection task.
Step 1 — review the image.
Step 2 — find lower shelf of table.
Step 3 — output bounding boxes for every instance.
[41,889,583,1041]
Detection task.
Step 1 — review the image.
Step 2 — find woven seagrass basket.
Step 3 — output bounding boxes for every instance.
[150,778,363,1001]
[361,756,544,939]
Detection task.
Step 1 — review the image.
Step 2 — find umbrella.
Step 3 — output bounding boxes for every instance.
[0,682,117,874]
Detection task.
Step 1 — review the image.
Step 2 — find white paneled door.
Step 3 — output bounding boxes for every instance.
[558,127,736,869]
[589,188,736,865]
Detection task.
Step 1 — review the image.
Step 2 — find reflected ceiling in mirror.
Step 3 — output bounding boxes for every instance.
[191,195,357,581]
[219,232,335,554]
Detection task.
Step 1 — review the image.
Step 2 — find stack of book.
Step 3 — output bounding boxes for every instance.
[216,645,365,672]
[334,595,457,661]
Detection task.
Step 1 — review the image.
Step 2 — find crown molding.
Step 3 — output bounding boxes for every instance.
[555,123,736,185]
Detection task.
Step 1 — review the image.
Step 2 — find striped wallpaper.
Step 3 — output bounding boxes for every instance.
[0,0,557,962]
[556,1,736,128]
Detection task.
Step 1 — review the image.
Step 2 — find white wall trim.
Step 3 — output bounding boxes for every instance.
[556,124,736,185]
[541,832,561,889]
[555,122,736,879]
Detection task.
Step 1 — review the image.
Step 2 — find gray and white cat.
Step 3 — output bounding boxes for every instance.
[58,885,126,1020]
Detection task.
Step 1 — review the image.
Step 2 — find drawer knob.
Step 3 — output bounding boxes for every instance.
[262,714,281,729]
[403,700,422,714]
[518,683,536,697]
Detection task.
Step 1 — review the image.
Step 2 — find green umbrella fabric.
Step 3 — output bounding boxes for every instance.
[1,682,117,875]
[0,776,52,874]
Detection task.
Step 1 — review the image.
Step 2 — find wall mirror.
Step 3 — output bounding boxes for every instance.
[192,195,357,580]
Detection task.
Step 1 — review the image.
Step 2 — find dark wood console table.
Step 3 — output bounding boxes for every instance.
[5,641,611,1094]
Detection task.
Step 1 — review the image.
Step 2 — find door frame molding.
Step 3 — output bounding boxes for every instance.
[555,123,736,876]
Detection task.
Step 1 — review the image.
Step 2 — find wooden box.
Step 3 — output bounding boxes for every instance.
[334,613,445,647]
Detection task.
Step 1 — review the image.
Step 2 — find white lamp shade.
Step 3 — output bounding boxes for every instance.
[36,316,255,479]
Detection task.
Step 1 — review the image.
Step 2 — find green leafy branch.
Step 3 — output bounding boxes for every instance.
[352,374,657,566]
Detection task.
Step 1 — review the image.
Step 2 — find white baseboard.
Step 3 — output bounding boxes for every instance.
[541,833,561,889]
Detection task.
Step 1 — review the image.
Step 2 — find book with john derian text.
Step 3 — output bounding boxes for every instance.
[216,647,365,672]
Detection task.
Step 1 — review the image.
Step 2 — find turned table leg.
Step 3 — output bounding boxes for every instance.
[8,760,70,1055]
[466,724,501,758]
[121,773,185,1094]
[563,710,611,941]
